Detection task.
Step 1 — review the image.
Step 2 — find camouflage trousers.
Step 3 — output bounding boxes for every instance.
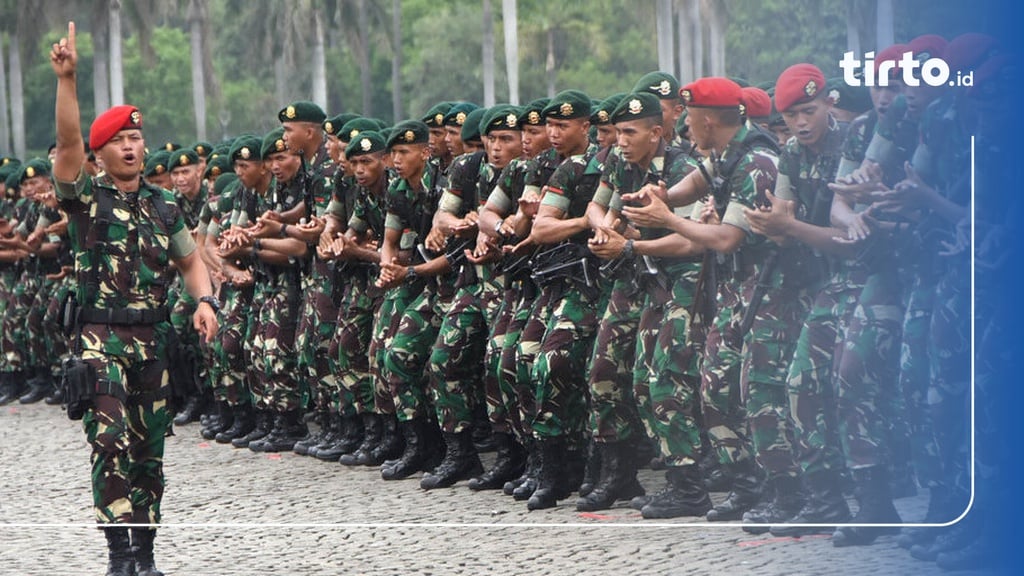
[700,281,753,467]
[369,282,419,416]
[637,277,703,466]
[213,283,253,407]
[295,264,341,415]
[1,268,39,373]
[835,267,904,470]
[526,280,604,442]
[82,350,171,525]
[482,281,519,436]
[428,276,503,433]
[249,277,303,412]
[331,271,382,416]
[587,278,642,444]
[43,276,75,374]
[28,273,68,374]
[383,284,453,423]
[169,284,203,397]
[493,280,540,441]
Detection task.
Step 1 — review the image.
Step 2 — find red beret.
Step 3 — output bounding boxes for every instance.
[907,34,947,61]
[944,33,999,74]
[740,86,771,118]
[89,105,143,150]
[875,43,909,79]
[774,63,826,112]
[679,77,742,108]
[969,53,1010,99]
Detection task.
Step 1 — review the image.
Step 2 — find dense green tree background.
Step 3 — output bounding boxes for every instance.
[13,0,985,157]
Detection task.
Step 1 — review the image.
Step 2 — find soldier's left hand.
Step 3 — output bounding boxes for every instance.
[621,192,673,229]
[424,226,447,253]
[294,216,325,243]
[193,302,219,343]
[589,222,626,260]
[744,191,795,239]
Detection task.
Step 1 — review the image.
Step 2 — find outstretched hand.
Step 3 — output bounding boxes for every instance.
[50,22,78,78]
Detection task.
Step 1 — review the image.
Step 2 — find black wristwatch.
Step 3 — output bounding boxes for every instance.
[406,266,418,280]
[199,295,220,313]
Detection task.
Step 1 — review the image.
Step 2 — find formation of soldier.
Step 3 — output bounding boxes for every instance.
[1,28,1005,574]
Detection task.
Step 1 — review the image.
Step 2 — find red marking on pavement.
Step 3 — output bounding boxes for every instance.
[577,512,645,521]
[197,442,210,448]
[737,534,830,547]
[266,453,282,460]
[7,407,17,414]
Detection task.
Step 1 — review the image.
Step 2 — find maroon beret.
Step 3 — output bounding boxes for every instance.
[774,63,826,112]
[875,43,909,79]
[90,105,143,150]
[944,33,999,74]
[679,77,743,108]
[740,86,772,118]
[907,34,947,61]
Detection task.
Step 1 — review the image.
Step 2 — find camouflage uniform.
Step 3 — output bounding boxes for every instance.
[167,186,208,404]
[1,197,42,379]
[56,169,196,524]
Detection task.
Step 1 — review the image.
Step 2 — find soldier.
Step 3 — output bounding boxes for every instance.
[422,101,455,171]
[632,71,686,146]
[142,150,172,191]
[442,102,479,160]
[49,23,217,576]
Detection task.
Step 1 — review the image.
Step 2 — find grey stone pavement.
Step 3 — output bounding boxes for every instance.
[0,402,983,576]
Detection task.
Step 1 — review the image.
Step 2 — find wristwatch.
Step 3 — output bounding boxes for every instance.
[406,266,418,280]
[279,224,289,238]
[621,239,635,259]
[199,295,221,313]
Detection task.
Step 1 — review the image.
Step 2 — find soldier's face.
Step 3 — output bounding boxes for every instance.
[146,172,172,191]
[97,129,145,181]
[326,135,345,164]
[444,126,465,158]
[390,144,429,180]
[428,128,448,158]
[487,130,523,170]
[615,119,662,164]
[282,122,316,152]
[660,99,684,134]
[782,98,831,148]
[234,159,266,189]
[870,84,902,118]
[170,164,201,197]
[267,151,302,183]
[349,153,386,188]
[903,84,943,120]
[546,118,589,156]
[685,109,712,150]
[595,125,618,149]
[521,125,550,158]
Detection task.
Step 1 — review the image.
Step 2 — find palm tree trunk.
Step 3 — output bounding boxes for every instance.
[703,0,726,76]
[391,0,402,121]
[545,27,555,98]
[311,8,328,111]
[482,0,495,107]
[357,0,372,115]
[93,0,111,114]
[9,34,23,159]
[502,0,518,104]
[656,0,674,74]
[690,0,703,78]
[0,34,10,154]
[876,0,894,51]
[109,0,124,106]
[188,0,207,140]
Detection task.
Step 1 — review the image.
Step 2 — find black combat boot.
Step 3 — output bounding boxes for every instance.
[103,527,135,576]
[527,438,569,510]
[216,403,255,443]
[293,410,331,456]
[577,440,601,498]
[381,417,429,480]
[742,475,805,535]
[832,466,902,546]
[640,465,713,519]
[898,485,952,549]
[700,450,733,492]
[131,528,164,576]
[509,438,540,500]
[770,469,851,537]
[468,433,526,491]
[18,367,53,404]
[369,414,405,465]
[705,460,763,521]
[44,382,65,405]
[576,441,646,512]
[201,401,233,440]
[231,409,273,448]
[421,429,484,490]
[0,371,25,406]
[471,404,497,452]
[340,413,383,466]
[172,393,203,426]
[252,410,308,452]
[333,413,366,456]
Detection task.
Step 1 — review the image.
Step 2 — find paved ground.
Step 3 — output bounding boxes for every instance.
[0,402,984,575]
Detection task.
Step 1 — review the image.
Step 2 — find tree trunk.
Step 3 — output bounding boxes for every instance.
[9,35,23,159]
[876,0,894,51]
[844,0,861,55]
[109,0,124,106]
[311,8,328,111]
[93,0,111,115]
[703,0,726,77]
[274,55,287,113]
[391,0,402,121]
[502,0,519,104]
[676,0,689,83]
[188,0,207,140]
[690,0,703,78]
[482,0,495,107]
[357,0,372,115]
[545,27,555,98]
[0,34,10,154]
[656,0,674,74]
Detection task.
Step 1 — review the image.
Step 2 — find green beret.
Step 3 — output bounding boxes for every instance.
[278,100,326,124]
[167,149,200,171]
[386,120,430,148]
[161,141,181,152]
[210,144,232,159]
[542,90,591,120]
[339,118,381,143]
[633,71,679,99]
[19,158,50,182]
[729,76,751,88]
[483,105,522,134]
[143,150,171,177]
[0,162,19,183]
[444,102,480,127]
[5,170,20,192]
[213,173,239,196]
[461,107,488,143]
[610,92,662,123]
[421,102,454,128]
[345,131,387,159]
[190,141,214,158]
[379,128,393,143]
[518,98,550,126]
[756,81,775,92]
[826,77,872,115]
[370,118,389,130]
[0,156,19,168]
[260,127,290,158]
[590,93,627,125]
[229,135,263,163]
[324,113,360,137]
[203,154,232,179]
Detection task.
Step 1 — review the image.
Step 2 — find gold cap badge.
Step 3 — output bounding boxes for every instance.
[435,113,444,125]
[240,147,251,159]
[560,102,574,116]
[805,80,817,97]
[25,166,35,178]
[131,110,142,125]
[196,145,206,155]
[350,129,360,139]
[528,111,541,124]
[285,105,297,119]
[628,99,642,115]
[456,112,467,125]
[828,89,840,103]
[179,154,189,166]
[597,110,609,123]
[656,80,672,96]
[506,114,518,128]
[275,139,285,152]
[360,138,372,151]
[324,122,333,134]
[155,165,165,175]
[404,130,415,142]
[680,89,692,103]
[211,166,221,176]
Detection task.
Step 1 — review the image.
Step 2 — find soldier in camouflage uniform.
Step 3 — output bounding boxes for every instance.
[51,24,218,574]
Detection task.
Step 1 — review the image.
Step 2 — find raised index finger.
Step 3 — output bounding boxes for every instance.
[67,21,76,52]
